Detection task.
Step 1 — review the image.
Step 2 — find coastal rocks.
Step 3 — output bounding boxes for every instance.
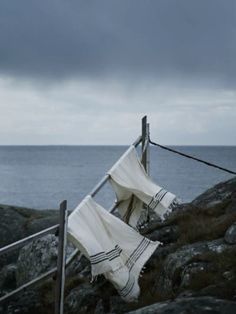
[0,264,17,296]
[64,283,100,314]
[192,177,236,210]
[154,238,236,298]
[147,225,180,244]
[0,205,59,248]
[0,290,42,314]
[16,234,58,286]
[109,296,132,314]
[16,234,74,286]
[0,204,59,267]
[224,223,236,244]
[127,297,236,314]
[0,177,236,314]
[180,262,209,288]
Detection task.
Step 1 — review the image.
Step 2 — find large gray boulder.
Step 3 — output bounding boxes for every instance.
[0,204,59,267]
[192,177,236,210]
[64,283,100,314]
[155,238,236,298]
[127,297,236,314]
[16,234,74,286]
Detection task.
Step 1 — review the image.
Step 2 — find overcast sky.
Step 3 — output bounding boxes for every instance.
[0,0,236,145]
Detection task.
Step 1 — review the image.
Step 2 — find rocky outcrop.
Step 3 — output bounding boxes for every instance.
[127,296,236,314]
[0,204,59,267]
[154,238,236,299]
[224,223,236,244]
[192,177,236,210]
[0,177,236,313]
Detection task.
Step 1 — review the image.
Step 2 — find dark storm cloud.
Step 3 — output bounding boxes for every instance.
[0,0,236,83]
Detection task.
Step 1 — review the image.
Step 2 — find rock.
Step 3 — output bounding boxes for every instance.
[0,204,59,267]
[0,264,17,295]
[65,255,90,279]
[192,177,236,209]
[127,296,236,314]
[109,295,133,314]
[154,238,236,298]
[64,283,100,314]
[0,290,42,314]
[225,198,236,213]
[224,223,236,244]
[180,262,209,288]
[147,225,179,244]
[1,177,236,314]
[16,234,74,286]
[16,234,58,286]
[222,270,235,281]
[94,299,105,314]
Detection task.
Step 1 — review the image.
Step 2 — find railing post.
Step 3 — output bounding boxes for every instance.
[141,116,150,174]
[55,200,68,314]
[146,122,150,175]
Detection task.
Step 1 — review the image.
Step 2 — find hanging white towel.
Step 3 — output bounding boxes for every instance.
[67,196,159,302]
[108,146,178,228]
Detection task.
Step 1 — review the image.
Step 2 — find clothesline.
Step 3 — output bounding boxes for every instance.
[149,139,236,175]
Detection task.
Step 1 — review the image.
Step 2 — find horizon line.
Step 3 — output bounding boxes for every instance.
[0,144,236,147]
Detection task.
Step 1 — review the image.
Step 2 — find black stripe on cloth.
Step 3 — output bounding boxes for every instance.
[148,189,163,209]
[90,245,122,265]
[126,238,146,265]
[159,191,168,202]
[106,245,119,255]
[125,238,146,269]
[127,239,150,271]
[90,253,107,262]
[108,248,122,261]
[91,256,109,265]
[106,245,121,257]
[125,238,150,271]
[119,274,135,297]
[90,251,106,258]
[148,189,169,210]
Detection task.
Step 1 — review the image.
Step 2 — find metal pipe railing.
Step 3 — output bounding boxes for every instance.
[0,224,59,257]
[0,121,147,308]
[0,248,82,304]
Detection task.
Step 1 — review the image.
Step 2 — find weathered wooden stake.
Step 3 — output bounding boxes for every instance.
[141,116,150,173]
[55,200,68,314]
[141,116,147,169]
[146,122,150,175]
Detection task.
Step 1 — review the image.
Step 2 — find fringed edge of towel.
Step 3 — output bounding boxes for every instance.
[163,197,180,218]
[118,238,160,301]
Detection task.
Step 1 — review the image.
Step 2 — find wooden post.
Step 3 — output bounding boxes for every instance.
[55,200,68,314]
[141,115,150,173]
[146,122,150,175]
[141,116,147,170]
[141,117,150,223]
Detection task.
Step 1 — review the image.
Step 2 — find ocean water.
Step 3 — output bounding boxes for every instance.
[0,145,235,210]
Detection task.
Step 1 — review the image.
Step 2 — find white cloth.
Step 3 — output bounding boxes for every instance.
[108,146,177,228]
[67,196,159,302]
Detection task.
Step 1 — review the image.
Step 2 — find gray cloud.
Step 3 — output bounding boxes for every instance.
[0,1,236,145]
[0,0,236,84]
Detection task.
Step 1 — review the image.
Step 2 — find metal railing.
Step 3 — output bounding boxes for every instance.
[0,116,150,314]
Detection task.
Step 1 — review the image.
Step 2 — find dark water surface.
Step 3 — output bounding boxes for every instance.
[0,145,235,210]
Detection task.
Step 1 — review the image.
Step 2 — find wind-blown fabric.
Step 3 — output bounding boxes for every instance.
[67,196,159,302]
[108,146,178,228]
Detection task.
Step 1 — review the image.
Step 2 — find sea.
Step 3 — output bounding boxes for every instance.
[0,145,235,210]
